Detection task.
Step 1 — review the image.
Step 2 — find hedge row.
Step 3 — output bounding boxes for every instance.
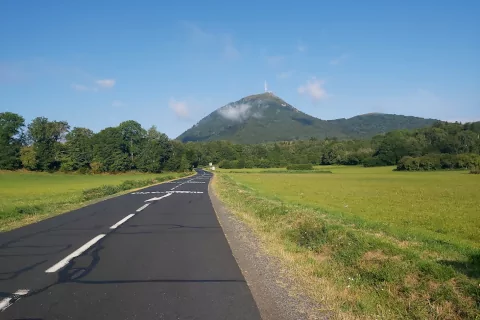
[396,153,480,171]
[286,164,314,170]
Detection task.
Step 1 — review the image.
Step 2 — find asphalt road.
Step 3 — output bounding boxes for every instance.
[0,169,261,319]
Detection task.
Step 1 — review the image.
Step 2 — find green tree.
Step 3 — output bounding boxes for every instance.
[92,127,129,172]
[137,126,172,172]
[64,127,94,171]
[118,120,146,168]
[27,117,70,171]
[0,112,25,169]
[19,146,37,170]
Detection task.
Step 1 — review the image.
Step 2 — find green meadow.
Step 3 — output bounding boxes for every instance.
[214,166,480,319]
[0,170,190,231]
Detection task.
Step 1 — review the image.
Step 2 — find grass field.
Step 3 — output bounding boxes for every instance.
[213,166,480,319]
[0,170,190,231]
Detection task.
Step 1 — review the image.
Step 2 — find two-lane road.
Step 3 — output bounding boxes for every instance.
[0,169,261,319]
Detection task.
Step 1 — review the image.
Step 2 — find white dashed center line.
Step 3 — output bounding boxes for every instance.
[110,214,135,230]
[43,173,204,275]
[0,289,29,312]
[136,203,150,212]
[45,234,106,273]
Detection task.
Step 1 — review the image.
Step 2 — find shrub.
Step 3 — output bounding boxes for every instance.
[244,160,254,168]
[77,167,90,175]
[397,153,480,171]
[218,160,235,169]
[289,219,328,251]
[287,164,313,170]
[82,185,120,201]
[15,205,43,215]
[362,157,388,167]
[470,166,480,174]
[90,162,103,174]
[256,158,272,168]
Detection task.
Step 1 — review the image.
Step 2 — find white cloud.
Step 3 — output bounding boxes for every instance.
[446,117,480,123]
[218,103,253,122]
[184,22,241,60]
[298,77,328,101]
[223,36,240,60]
[169,98,190,119]
[183,22,215,43]
[112,100,126,107]
[277,70,295,80]
[71,83,90,91]
[297,41,307,52]
[266,55,284,67]
[330,53,349,65]
[96,79,116,88]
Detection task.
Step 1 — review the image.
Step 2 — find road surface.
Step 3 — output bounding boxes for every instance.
[0,169,261,319]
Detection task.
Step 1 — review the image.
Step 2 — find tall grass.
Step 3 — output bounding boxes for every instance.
[213,167,479,319]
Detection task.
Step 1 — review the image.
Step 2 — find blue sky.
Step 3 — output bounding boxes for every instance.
[1,0,479,138]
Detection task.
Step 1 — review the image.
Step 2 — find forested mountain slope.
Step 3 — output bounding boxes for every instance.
[178,93,437,143]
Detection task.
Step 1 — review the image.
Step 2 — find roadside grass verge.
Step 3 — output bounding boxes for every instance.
[225,170,333,174]
[0,171,192,231]
[212,173,479,319]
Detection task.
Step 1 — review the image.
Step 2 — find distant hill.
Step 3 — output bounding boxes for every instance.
[177,93,438,143]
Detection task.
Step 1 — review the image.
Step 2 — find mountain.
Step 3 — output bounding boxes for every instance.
[177,93,438,143]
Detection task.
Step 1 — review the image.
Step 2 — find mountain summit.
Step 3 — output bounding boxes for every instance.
[177,93,437,143]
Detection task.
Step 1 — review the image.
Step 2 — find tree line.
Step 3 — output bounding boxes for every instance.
[0,113,189,173]
[1,112,479,173]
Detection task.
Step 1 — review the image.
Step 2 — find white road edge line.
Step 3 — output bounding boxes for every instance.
[45,234,106,273]
[110,214,135,230]
[0,289,30,312]
[136,203,150,212]
[145,192,173,202]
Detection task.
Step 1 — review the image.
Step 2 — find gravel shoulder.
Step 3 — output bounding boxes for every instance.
[208,177,329,320]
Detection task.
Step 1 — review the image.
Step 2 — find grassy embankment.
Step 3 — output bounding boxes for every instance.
[213,166,479,319]
[0,170,192,231]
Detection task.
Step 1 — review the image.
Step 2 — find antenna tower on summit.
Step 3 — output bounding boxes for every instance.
[264,80,268,93]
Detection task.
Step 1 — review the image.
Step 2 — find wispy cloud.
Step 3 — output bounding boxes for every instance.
[298,77,328,102]
[183,21,215,43]
[277,70,295,80]
[96,79,116,88]
[330,53,349,65]
[183,22,241,60]
[71,83,91,92]
[71,78,115,92]
[169,98,190,119]
[266,55,284,67]
[223,36,241,60]
[446,117,480,123]
[0,64,29,83]
[112,100,126,107]
[297,41,307,52]
[218,103,254,122]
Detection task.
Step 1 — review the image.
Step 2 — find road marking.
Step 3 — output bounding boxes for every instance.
[170,177,197,190]
[0,289,30,312]
[133,191,204,195]
[45,234,106,273]
[110,214,135,230]
[136,203,150,212]
[145,192,173,202]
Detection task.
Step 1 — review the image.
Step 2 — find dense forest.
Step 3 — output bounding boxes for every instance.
[1,112,479,173]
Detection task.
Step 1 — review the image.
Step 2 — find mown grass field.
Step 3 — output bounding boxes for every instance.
[213,166,480,319]
[0,170,190,231]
